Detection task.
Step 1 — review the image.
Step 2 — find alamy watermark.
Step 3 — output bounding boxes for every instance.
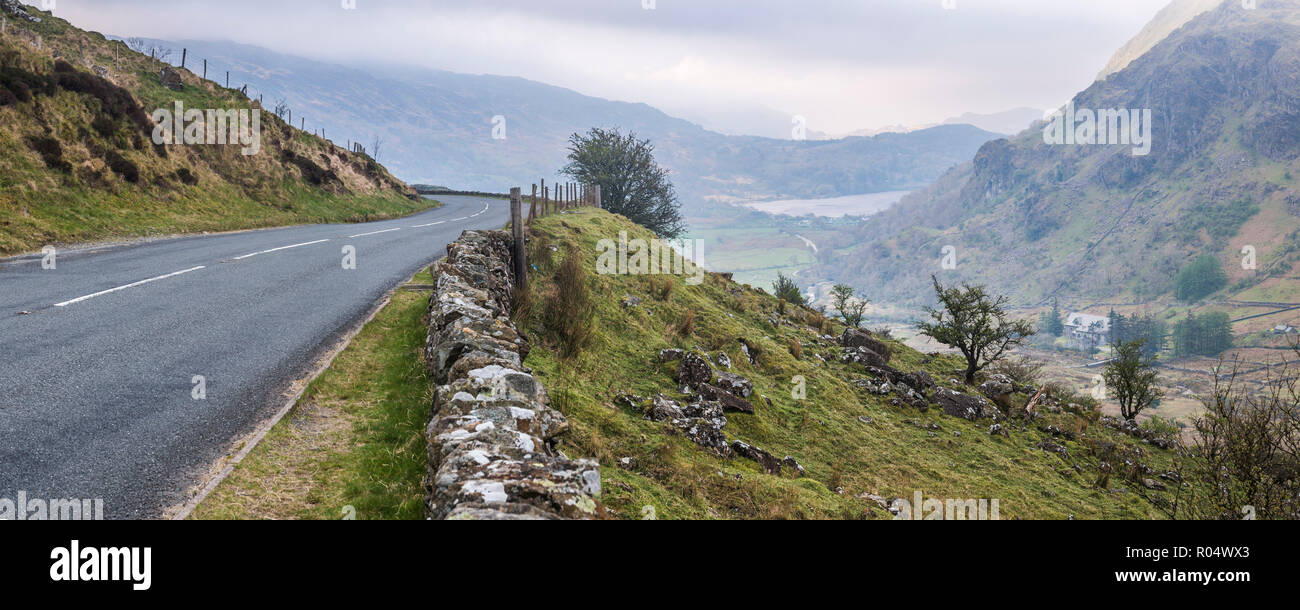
[596,231,706,285]
[1,491,104,520]
[893,490,1000,520]
[151,101,262,155]
[1043,102,1152,156]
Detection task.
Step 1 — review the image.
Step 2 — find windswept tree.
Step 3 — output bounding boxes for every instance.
[772,273,805,307]
[561,127,685,238]
[831,284,869,328]
[1103,339,1164,422]
[917,276,1036,384]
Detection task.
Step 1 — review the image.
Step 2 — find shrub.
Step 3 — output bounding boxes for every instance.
[26,135,70,172]
[174,167,198,185]
[988,355,1043,387]
[772,273,805,306]
[677,309,695,337]
[788,339,803,359]
[105,150,140,183]
[542,244,596,359]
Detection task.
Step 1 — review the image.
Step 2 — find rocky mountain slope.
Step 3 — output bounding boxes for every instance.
[128,38,999,206]
[513,207,1180,519]
[0,3,421,255]
[814,0,1300,309]
[1096,0,1224,80]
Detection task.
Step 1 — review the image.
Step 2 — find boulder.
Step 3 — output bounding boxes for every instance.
[697,384,754,414]
[731,440,782,475]
[714,371,754,398]
[903,370,936,394]
[675,352,713,392]
[159,66,183,91]
[1141,478,1167,491]
[782,456,806,477]
[932,388,997,421]
[978,373,1016,409]
[841,328,891,362]
[657,348,684,363]
[841,346,889,368]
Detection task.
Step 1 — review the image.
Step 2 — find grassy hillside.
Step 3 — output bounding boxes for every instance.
[516,208,1181,520]
[815,1,1300,311]
[0,4,427,256]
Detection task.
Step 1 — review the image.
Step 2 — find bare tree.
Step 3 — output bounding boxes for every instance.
[1174,346,1300,520]
[370,135,384,162]
[273,98,290,119]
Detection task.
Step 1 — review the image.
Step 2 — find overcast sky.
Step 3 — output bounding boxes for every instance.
[45,0,1172,135]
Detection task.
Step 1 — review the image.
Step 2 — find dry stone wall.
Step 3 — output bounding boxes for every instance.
[423,230,602,520]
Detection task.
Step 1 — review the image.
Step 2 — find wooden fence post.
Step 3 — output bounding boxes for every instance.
[510,187,527,290]
[540,179,546,216]
[181,48,187,69]
[595,184,601,209]
[226,71,230,88]
[529,184,538,223]
[203,59,207,79]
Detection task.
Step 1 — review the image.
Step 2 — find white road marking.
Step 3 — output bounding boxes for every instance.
[348,228,401,238]
[411,221,445,228]
[54,266,206,307]
[450,217,468,221]
[230,239,330,261]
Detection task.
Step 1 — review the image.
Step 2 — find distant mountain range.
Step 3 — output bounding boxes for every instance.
[842,108,1047,139]
[124,38,1000,207]
[813,0,1300,307]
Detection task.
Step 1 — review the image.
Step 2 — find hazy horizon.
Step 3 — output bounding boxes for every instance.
[40,0,1172,137]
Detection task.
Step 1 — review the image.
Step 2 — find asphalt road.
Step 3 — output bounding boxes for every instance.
[0,195,509,519]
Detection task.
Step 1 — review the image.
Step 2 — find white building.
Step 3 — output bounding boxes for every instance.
[1064,312,1110,350]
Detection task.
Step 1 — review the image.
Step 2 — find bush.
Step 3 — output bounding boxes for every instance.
[772,272,805,306]
[988,355,1043,387]
[105,150,140,183]
[174,167,198,185]
[53,68,151,132]
[542,244,596,359]
[26,135,70,172]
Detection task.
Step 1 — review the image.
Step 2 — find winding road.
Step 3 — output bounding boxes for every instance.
[0,195,509,519]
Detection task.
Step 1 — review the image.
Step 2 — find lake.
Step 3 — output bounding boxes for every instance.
[742,190,912,217]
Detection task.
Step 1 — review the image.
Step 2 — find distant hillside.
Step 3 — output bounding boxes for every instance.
[814,0,1300,309]
[129,39,999,206]
[0,4,422,255]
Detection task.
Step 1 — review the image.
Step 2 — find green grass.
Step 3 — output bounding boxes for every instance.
[518,208,1179,520]
[190,268,434,520]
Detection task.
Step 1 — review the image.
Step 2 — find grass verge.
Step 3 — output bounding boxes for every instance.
[188,267,434,520]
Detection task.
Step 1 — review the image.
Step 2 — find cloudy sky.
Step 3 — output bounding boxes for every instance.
[45,0,1172,135]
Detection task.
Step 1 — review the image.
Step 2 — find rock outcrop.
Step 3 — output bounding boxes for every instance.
[424,230,602,520]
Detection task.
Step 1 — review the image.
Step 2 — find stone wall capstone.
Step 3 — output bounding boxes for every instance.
[423,230,602,520]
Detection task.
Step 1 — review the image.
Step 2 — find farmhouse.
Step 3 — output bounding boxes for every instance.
[1064,312,1110,349]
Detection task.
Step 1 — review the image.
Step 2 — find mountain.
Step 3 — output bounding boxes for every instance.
[1096,0,1224,80]
[126,39,999,205]
[813,0,1300,308]
[940,108,1046,136]
[0,3,420,256]
[842,108,1046,139]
